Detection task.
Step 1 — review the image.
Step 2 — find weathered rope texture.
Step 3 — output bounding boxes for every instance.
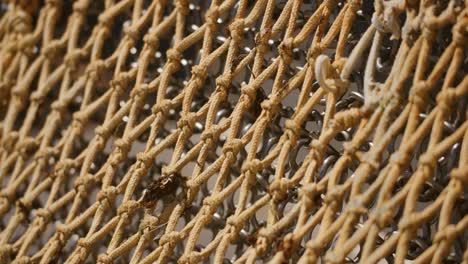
[0,0,467,263]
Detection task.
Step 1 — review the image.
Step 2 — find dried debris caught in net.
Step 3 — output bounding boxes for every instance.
[0,0,467,263]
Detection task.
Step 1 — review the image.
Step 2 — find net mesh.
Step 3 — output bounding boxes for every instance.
[0,0,467,263]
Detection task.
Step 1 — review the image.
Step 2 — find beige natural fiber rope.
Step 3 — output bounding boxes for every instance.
[0,0,467,263]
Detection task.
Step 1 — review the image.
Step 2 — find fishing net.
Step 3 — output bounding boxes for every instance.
[0,0,467,263]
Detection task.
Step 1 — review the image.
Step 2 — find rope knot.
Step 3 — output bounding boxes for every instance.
[34,148,56,161]
[7,9,32,34]
[222,139,243,157]
[140,214,159,232]
[178,255,190,264]
[390,151,411,167]
[200,125,221,144]
[281,233,295,253]
[12,86,29,103]
[215,73,231,89]
[124,26,140,44]
[255,28,272,53]
[309,140,325,163]
[0,184,16,200]
[269,178,289,202]
[41,42,62,60]
[228,19,245,41]
[151,99,171,116]
[315,55,348,94]
[94,60,108,73]
[95,125,111,139]
[261,98,278,118]
[202,198,218,209]
[433,225,458,244]
[86,60,107,79]
[204,7,219,30]
[419,152,438,168]
[278,37,294,64]
[108,151,123,168]
[77,238,93,250]
[34,216,49,232]
[0,80,15,94]
[36,208,53,222]
[64,50,84,71]
[301,183,318,208]
[2,132,19,152]
[0,197,10,215]
[54,159,73,176]
[160,231,182,247]
[361,152,380,171]
[15,137,37,156]
[255,235,268,255]
[72,1,88,14]
[306,241,323,252]
[15,256,32,264]
[421,19,437,39]
[370,205,393,229]
[177,113,197,133]
[72,112,87,134]
[114,138,132,154]
[55,225,71,242]
[397,215,419,234]
[284,119,300,145]
[130,83,149,98]
[436,89,458,112]
[452,18,467,47]
[97,254,113,264]
[345,198,367,216]
[324,251,345,264]
[348,0,361,12]
[175,0,189,15]
[50,101,67,113]
[166,48,182,66]
[226,215,240,229]
[97,186,118,208]
[17,198,32,211]
[117,200,139,216]
[137,153,153,167]
[46,0,61,6]
[98,13,112,29]
[191,65,207,81]
[143,32,160,50]
[343,141,358,156]
[111,71,132,93]
[240,84,257,104]
[0,244,13,261]
[225,224,239,240]
[74,174,94,197]
[161,166,174,177]
[30,90,45,103]
[324,186,345,208]
[241,159,263,176]
[450,167,468,185]
[409,81,429,108]
[371,7,401,39]
[214,86,229,101]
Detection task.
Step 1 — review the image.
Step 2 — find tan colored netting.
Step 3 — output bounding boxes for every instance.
[0,0,467,263]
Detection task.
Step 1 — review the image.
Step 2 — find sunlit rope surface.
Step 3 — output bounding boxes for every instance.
[0,0,467,263]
